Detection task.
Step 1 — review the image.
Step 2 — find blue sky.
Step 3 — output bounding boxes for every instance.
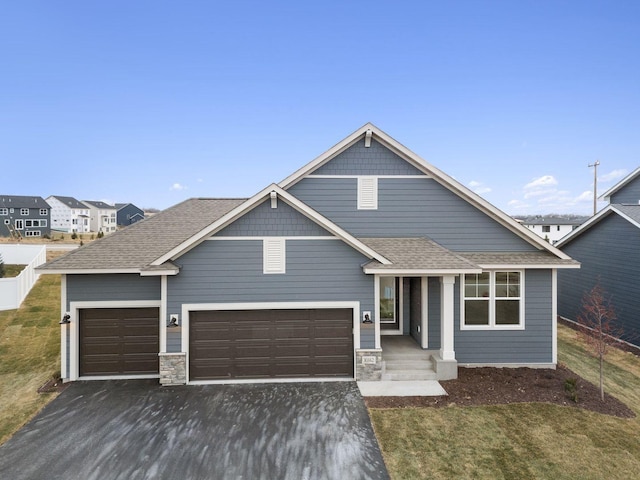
[2,1,639,214]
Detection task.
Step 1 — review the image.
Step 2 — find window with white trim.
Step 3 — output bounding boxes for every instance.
[0,208,7,215]
[20,208,29,215]
[357,177,378,210]
[3,219,9,225]
[462,271,523,329]
[14,219,23,230]
[25,230,41,237]
[40,208,47,215]
[263,238,286,274]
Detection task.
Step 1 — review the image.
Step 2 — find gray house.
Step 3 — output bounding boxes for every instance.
[115,203,145,227]
[0,195,51,238]
[38,124,578,385]
[558,167,640,347]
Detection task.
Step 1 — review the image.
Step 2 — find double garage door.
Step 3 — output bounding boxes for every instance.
[79,308,160,377]
[189,308,354,381]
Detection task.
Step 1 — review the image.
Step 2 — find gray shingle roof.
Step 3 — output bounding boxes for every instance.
[48,196,85,208]
[458,251,580,267]
[361,238,480,271]
[0,195,49,209]
[40,198,246,271]
[83,200,116,209]
[613,204,640,224]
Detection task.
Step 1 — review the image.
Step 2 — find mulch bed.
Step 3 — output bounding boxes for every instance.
[365,364,635,418]
[37,377,70,394]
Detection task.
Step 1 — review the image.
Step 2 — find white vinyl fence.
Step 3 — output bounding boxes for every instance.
[0,245,47,311]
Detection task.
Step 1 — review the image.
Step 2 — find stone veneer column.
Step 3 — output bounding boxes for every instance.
[158,352,186,385]
[355,349,383,381]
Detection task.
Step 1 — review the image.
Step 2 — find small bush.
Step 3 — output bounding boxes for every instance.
[564,378,579,403]
[71,232,77,240]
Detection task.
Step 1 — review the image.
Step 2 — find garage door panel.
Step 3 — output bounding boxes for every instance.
[80,308,159,377]
[189,308,353,381]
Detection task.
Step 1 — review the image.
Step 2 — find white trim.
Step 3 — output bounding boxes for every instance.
[474,263,580,270]
[68,300,162,381]
[379,276,404,336]
[79,375,160,381]
[460,270,526,331]
[421,276,429,348]
[459,363,556,369]
[555,206,615,247]
[374,275,381,348]
[60,274,68,380]
[181,301,361,385]
[440,275,456,361]
[160,275,167,353]
[307,174,430,179]
[552,269,558,365]
[599,166,640,200]
[364,267,481,275]
[207,236,339,241]
[357,177,378,210]
[189,377,354,386]
[152,184,391,266]
[37,267,180,276]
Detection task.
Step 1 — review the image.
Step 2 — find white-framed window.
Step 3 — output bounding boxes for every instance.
[25,219,47,227]
[379,276,398,323]
[25,230,41,237]
[0,208,7,215]
[14,219,23,230]
[357,177,378,210]
[462,271,524,329]
[263,238,286,274]
[20,208,29,215]
[3,219,9,225]
[542,225,550,233]
[40,208,48,215]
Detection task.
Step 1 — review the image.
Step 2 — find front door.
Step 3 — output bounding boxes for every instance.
[380,276,401,332]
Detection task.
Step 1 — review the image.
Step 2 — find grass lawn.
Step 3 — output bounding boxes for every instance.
[0,273,61,445]
[370,324,640,480]
[2,264,27,278]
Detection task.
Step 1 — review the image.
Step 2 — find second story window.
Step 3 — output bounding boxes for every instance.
[20,208,29,215]
[0,208,7,215]
[40,209,48,215]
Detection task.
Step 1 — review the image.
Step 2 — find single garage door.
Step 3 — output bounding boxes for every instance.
[79,307,160,376]
[189,308,353,381]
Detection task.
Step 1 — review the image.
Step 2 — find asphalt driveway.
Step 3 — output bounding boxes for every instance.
[0,380,389,480]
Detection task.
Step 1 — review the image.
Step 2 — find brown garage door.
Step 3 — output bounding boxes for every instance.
[79,308,159,376]
[189,308,353,381]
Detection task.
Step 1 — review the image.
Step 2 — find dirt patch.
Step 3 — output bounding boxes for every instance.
[37,377,70,394]
[365,364,635,418]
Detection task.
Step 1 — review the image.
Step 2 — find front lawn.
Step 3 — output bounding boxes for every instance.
[370,324,640,480]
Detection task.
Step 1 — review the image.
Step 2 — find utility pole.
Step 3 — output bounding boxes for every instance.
[588,160,600,215]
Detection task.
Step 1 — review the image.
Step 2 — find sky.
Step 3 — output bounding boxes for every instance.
[2,1,639,215]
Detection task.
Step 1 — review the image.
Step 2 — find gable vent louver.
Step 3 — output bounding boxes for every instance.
[263,238,286,274]
[358,177,378,210]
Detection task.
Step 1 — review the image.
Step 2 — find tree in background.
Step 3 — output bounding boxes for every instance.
[577,283,622,401]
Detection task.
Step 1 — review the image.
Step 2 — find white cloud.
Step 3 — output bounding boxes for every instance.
[468,180,492,195]
[575,190,593,202]
[170,183,187,191]
[599,169,627,183]
[524,175,558,190]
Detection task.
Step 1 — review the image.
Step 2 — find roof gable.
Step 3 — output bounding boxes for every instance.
[600,167,640,201]
[556,204,640,248]
[280,123,572,260]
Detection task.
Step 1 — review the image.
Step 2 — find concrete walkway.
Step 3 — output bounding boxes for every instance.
[0,380,389,480]
[358,380,447,397]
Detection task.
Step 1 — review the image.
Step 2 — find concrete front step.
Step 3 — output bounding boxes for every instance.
[382,353,432,362]
[381,369,438,381]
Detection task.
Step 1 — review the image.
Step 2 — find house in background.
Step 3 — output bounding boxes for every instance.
[115,203,145,227]
[558,168,640,347]
[82,201,117,234]
[46,196,91,233]
[39,124,578,386]
[0,195,51,239]
[514,215,589,244]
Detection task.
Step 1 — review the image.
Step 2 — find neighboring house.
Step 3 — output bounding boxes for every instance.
[38,124,578,385]
[82,201,117,234]
[515,215,589,244]
[557,168,640,347]
[0,195,51,238]
[46,196,91,233]
[115,203,145,227]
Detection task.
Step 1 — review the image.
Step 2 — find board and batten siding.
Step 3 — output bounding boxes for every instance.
[312,139,424,176]
[216,199,331,237]
[455,270,553,364]
[166,239,375,352]
[609,175,640,204]
[66,274,161,310]
[288,177,536,252]
[558,213,640,345]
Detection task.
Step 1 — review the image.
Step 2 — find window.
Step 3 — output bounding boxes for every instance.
[0,208,7,215]
[462,271,523,329]
[14,219,23,230]
[557,226,561,232]
[40,208,47,215]
[357,177,378,210]
[25,219,46,227]
[379,276,399,323]
[3,220,9,225]
[542,225,550,233]
[20,208,29,215]
[263,238,285,274]
[24,230,41,237]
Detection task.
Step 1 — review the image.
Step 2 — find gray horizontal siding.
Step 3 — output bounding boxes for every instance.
[559,213,640,346]
[313,139,424,176]
[66,274,161,310]
[168,239,374,349]
[217,199,330,237]
[610,175,640,204]
[289,177,535,251]
[455,270,553,363]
